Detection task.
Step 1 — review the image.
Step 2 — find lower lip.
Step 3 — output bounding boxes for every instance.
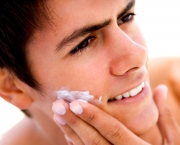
[109,83,150,105]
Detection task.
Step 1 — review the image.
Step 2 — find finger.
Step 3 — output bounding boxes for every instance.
[54,115,83,145]
[53,100,84,145]
[53,100,111,145]
[153,85,180,144]
[64,135,74,145]
[69,100,149,145]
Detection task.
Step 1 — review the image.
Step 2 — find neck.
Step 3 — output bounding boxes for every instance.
[29,105,67,145]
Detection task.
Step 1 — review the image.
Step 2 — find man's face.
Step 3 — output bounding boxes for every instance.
[27,0,158,135]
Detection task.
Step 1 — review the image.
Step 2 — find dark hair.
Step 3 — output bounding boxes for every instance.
[0,0,48,90]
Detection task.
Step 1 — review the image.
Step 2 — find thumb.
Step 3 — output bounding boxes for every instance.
[153,85,180,144]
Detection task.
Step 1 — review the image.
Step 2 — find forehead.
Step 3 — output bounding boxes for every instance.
[45,0,130,30]
[30,0,132,42]
[47,0,127,16]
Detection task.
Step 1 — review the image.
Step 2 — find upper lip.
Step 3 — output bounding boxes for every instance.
[108,67,148,101]
[108,81,144,101]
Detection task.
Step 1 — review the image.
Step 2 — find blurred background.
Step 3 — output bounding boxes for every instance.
[136,0,180,58]
[1,0,180,140]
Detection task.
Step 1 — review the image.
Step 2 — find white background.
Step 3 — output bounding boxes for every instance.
[1,0,180,140]
[136,0,180,57]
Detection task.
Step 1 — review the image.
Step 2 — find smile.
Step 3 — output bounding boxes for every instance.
[108,82,145,102]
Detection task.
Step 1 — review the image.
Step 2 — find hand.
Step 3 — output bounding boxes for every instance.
[153,85,180,145]
[52,85,180,145]
[52,99,148,145]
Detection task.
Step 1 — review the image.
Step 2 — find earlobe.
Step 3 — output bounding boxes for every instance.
[0,68,33,109]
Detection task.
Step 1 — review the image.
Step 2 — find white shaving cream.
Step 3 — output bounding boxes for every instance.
[55,89,102,104]
[56,89,94,102]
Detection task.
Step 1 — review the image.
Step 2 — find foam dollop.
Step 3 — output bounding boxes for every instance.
[56,89,94,102]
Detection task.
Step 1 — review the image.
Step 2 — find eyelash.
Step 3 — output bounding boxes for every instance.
[70,36,96,55]
[118,13,136,25]
[70,12,136,55]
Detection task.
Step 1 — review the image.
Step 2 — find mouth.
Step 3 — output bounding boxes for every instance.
[108,82,145,102]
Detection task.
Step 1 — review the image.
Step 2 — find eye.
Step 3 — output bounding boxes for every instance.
[118,13,136,25]
[70,36,96,55]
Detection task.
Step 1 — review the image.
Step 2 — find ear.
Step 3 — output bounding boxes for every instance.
[0,68,33,109]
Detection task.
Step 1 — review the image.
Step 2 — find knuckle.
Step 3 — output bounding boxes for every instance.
[88,139,101,145]
[159,105,173,119]
[165,107,172,116]
[63,127,74,136]
[164,106,174,119]
[106,124,124,141]
[86,111,96,123]
[85,131,109,145]
[87,136,105,145]
[68,114,78,126]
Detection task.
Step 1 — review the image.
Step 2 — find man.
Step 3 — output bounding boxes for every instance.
[0,0,179,144]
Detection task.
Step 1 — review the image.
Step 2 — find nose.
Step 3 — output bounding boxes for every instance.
[109,29,147,76]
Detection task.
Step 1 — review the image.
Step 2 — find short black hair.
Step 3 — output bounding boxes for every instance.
[0,0,48,90]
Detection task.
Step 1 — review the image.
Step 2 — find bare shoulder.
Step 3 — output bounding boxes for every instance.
[148,57,175,76]
[148,57,172,90]
[0,117,41,145]
[148,57,180,90]
[149,56,180,109]
[149,56,180,123]
[148,56,180,71]
[167,57,180,97]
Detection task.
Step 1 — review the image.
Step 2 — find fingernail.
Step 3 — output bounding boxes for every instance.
[160,84,168,100]
[54,115,66,125]
[70,102,83,115]
[52,103,66,115]
[78,99,88,103]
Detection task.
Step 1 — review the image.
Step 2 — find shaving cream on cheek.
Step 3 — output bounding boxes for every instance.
[55,89,102,104]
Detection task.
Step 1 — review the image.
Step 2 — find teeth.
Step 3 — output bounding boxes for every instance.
[116,95,123,100]
[129,88,138,97]
[114,82,145,100]
[137,84,142,92]
[122,92,130,98]
[142,82,145,88]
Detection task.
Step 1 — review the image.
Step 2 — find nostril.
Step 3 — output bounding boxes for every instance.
[125,67,139,74]
[110,65,140,76]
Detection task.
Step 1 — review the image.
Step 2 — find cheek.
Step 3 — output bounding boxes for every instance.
[40,58,108,99]
[58,63,106,94]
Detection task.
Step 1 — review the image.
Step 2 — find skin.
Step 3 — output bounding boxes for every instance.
[0,0,180,145]
[149,57,180,126]
[27,0,157,136]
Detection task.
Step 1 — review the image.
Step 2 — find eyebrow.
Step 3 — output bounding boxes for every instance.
[56,0,135,52]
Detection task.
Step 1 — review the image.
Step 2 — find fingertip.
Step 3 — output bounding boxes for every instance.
[154,84,168,100]
[77,99,88,103]
[70,101,83,115]
[157,84,168,91]
[54,114,66,125]
[52,102,66,115]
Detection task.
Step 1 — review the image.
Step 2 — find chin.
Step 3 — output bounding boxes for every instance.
[126,101,159,136]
